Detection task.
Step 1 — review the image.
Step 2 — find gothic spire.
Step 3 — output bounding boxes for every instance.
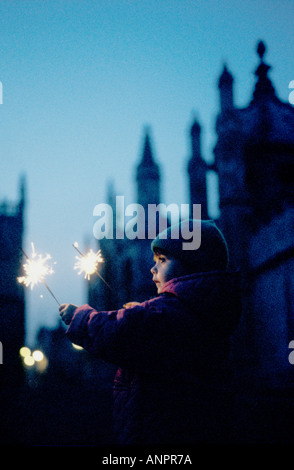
[18,173,26,213]
[218,63,234,111]
[190,116,202,159]
[218,64,233,89]
[106,178,115,207]
[136,127,160,208]
[140,127,155,167]
[253,40,276,100]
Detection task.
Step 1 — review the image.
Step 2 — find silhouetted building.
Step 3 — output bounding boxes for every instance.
[214,41,294,390]
[0,176,26,387]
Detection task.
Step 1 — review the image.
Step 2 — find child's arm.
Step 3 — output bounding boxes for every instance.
[60,300,169,368]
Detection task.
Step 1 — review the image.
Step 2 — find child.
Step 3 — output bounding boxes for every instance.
[59,219,241,445]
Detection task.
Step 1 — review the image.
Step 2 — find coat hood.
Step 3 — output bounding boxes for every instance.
[160,270,242,336]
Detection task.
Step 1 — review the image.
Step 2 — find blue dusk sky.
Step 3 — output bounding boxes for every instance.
[0,0,293,343]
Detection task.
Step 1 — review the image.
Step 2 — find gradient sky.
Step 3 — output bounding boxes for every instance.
[1,0,293,343]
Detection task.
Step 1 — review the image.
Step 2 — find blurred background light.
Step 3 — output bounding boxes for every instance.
[32,350,44,362]
[19,346,31,358]
[23,355,35,367]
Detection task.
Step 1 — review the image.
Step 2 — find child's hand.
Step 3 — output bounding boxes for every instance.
[59,303,78,325]
[123,301,141,309]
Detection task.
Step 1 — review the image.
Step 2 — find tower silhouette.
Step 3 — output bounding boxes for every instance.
[136,127,161,210]
[187,117,208,219]
[0,176,26,386]
[214,41,294,390]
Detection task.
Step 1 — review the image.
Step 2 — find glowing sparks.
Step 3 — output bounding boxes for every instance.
[72,242,113,291]
[74,244,104,280]
[18,243,60,306]
[18,243,54,290]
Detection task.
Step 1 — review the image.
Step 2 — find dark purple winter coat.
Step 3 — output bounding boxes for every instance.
[66,270,241,445]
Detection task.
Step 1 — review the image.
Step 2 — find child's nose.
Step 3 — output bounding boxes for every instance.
[150,264,156,274]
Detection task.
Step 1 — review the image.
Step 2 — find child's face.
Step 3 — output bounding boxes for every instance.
[151,252,186,294]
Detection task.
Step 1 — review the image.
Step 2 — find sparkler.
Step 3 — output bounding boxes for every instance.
[72,242,113,292]
[18,243,60,306]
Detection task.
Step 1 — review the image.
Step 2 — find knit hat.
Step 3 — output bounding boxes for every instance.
[151,219,229,273]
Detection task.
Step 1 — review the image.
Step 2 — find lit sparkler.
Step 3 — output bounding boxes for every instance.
[73,243,103,280]
[18,243,60,306]
[73,242,113,291]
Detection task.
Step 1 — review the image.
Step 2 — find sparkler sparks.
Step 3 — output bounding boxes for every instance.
[18,243,53,289]
[72,242,113,291]
[18,243,60,306]
[74,244,104,280]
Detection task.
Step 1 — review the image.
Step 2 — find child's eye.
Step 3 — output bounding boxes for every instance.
[159,257,166,263]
